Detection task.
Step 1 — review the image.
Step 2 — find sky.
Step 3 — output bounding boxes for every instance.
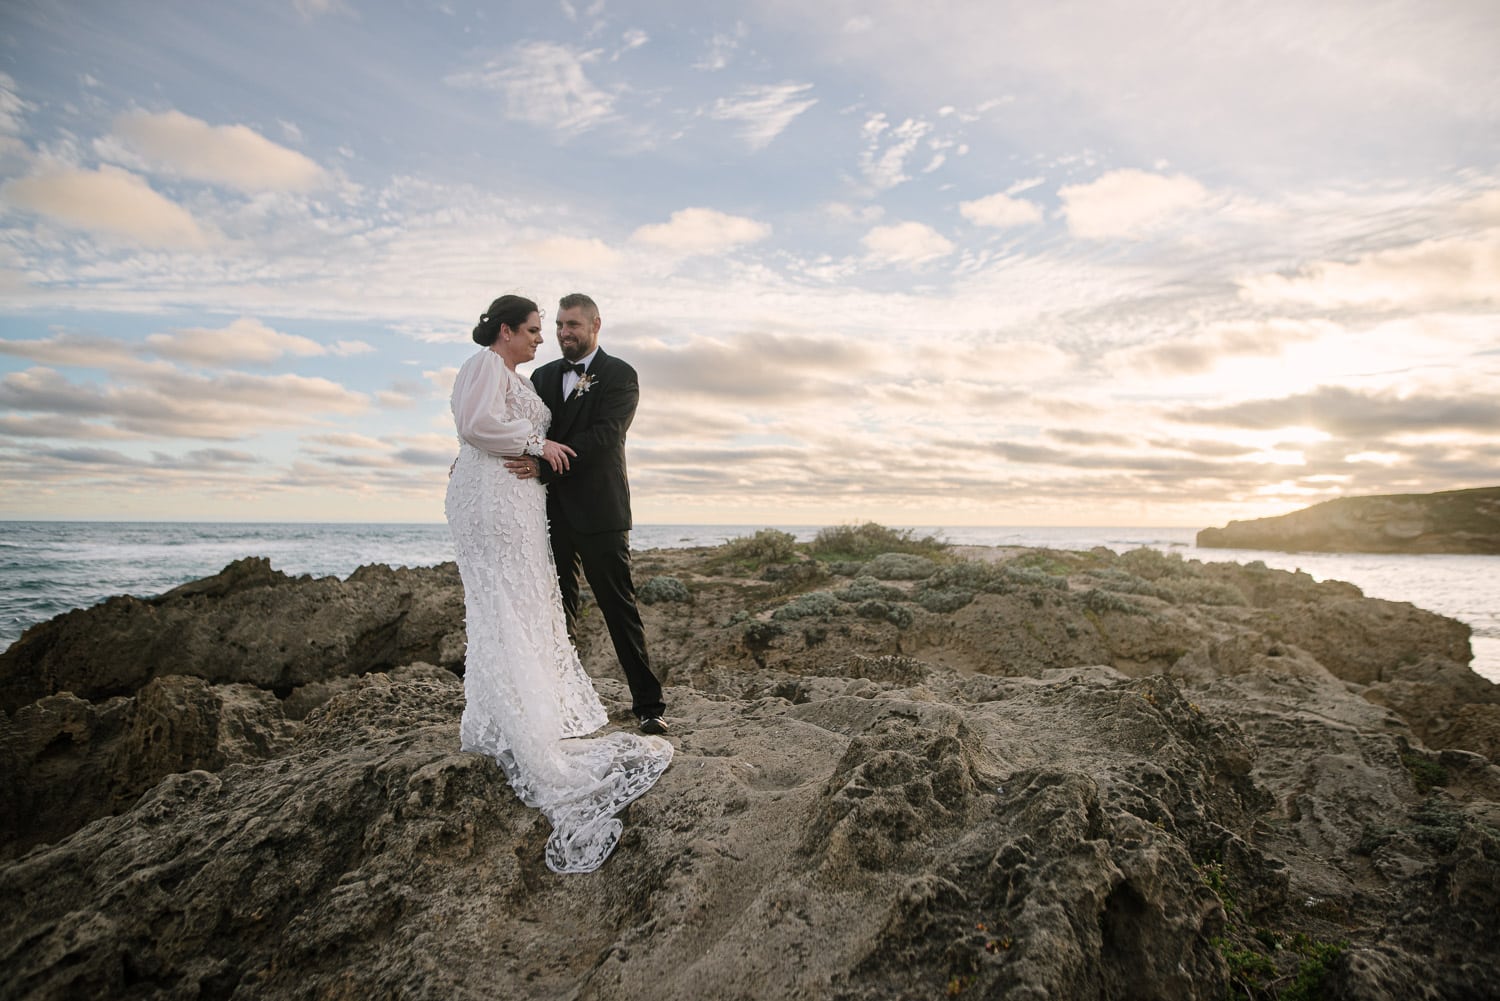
[0,0,1497,528]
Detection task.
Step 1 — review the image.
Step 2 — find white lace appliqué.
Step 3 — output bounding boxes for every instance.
[445,361,671,873]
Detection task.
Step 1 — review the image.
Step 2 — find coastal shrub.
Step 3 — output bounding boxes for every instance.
[771,590,844,621]
[917,587,976,613]
[864,552,939,580]
[808,522,945,561]
[638,575,690,605]
[1082,568,1169,600]
[1159,577,1248,607]
[741,620,785,645]
[855,599,914,629]
[1007,549,1087,575]
[1400,748,1449,794]
[835,576,907,603]
[760,560,826,589]
[826,560,865,577]
[918,560,1069,599]
[1002,565,1070,592]
[1283,935,1348,1001]
[1079,588,1147,616]
[724,528,798,565]
[1117,546,1194,580]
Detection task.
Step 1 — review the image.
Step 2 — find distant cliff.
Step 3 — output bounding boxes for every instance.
[1197,486,1500,554]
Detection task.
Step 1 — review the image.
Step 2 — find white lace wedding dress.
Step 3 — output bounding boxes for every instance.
[444,348,672,873]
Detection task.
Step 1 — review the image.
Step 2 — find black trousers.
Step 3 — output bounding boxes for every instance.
[549,517,665,719]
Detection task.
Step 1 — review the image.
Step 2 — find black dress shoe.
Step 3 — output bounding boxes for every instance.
[639,716,669,735]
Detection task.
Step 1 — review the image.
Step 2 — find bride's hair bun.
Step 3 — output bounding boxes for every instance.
[472,294,539,346]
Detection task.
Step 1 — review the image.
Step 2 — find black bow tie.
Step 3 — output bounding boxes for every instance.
[563,362,586,376]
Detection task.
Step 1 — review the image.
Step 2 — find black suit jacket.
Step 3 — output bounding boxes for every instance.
[530,347,638,533]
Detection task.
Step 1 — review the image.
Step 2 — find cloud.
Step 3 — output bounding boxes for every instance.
[959,191,1044,228]
[1,164,209,247]
[630,207,771,255]
[1240,233,1500,308]
[823,202,884,224]
[630,331,877,400]
[521,236,622,270]
[1107,319,1333,376]
[1467,190,1500,225]
[294,0,350,17]
[304,432,388,450]
[694,25,746,71]
[0,414,136,440]
[615,29,649,58]
[145,317,327,366]
[446,42,614,135]
[1176,386,1500,437]
[2,323,365,371]
[110,110,324,192]
[862,221,954,265]
[710,82,817,151]
[375,391,416,409]
[0,332,142,371]
[858,114,932,191]
[0,72,30,135]
[1059,169,1208,239]
[0,364,368,439]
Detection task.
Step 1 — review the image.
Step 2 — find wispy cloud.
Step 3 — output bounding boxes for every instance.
[711,82,817,151]
[1177,386,1500,437]
[1241,230,1500,308]
[858,114,932,191]
[446,41,615,135]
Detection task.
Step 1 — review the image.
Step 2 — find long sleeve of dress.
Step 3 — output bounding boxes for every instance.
[451,350,544,457]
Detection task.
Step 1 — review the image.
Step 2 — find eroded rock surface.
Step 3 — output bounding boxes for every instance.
[2,542,1498,1000]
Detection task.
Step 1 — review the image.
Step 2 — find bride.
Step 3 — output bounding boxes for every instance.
[444,293,672,873]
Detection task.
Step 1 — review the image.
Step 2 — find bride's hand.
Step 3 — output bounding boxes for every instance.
[541,439,576,474]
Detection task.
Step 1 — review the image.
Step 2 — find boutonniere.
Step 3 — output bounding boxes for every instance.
[574,373,596,396]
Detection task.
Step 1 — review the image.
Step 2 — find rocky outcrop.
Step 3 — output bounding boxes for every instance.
[2,542,1498,1000]
[1197,485,1500,554]
[0,557,466,714]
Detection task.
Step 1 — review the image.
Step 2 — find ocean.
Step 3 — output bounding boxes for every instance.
[2,521,1496,682]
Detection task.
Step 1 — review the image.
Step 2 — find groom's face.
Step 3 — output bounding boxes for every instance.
[556,306,600,361]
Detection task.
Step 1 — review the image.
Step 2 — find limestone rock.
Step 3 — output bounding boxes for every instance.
[3,542,1499,999]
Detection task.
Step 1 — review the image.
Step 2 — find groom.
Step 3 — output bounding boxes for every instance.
[508,293,668,735]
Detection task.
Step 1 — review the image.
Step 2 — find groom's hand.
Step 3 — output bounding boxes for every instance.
[504,456,539,479]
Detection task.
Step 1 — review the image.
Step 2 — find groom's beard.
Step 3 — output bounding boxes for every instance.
[559,338,595,361]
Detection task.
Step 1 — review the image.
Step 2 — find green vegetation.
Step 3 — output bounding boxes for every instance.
[1079,588,1148,616]
[1400,748,1450,794]
[834,576,907,603]
[914,587,974,613]
[863,552,939,580]
[1281,936,1347,1001]
[637,575,690,605]
[721,528,798,566]
[1211,930,1348,1001]
[1198,861,1236,912]
[807,522,947,561]
[771,591,844,621]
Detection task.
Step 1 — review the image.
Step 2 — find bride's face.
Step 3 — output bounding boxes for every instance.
[500,311,544,364]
